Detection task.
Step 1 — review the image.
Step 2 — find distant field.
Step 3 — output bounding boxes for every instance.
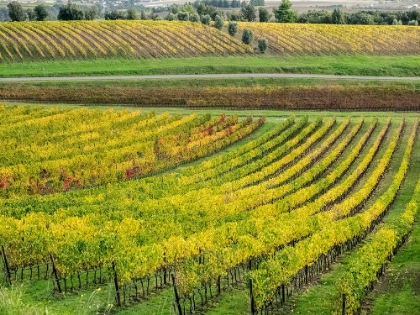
[1,21,420,64]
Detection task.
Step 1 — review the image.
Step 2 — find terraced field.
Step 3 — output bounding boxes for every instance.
[0,105,419,315]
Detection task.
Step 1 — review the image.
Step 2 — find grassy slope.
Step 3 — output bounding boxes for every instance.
[2,55,420,78]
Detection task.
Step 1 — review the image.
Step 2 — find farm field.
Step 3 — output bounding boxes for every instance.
[0,104,419,315]
[2,77,420,111]
[1,21,420,80]
[1,21,420,63]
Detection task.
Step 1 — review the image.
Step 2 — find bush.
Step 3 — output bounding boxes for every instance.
[242,29,254,44]
[258,38,268,53]
[228,21,238,36]
[201,14,211,25]
[408,19,418,26]
[214,14,224,29]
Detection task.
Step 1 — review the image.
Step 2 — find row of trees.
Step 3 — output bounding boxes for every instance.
[7,1,48,22]
[4,0,420,25]
[164,0,292,23]
[191,0,264,9]
[298,8,420,25]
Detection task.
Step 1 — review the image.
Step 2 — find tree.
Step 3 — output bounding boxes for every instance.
[27,8,36,21]
[166,12,176,20]
[181,4,195,14]
[258,38,267,53]
[190,13,200,22]
[241,28,253,44]
[126,9,137,20]
[231,0,240,7]
[104,10,125,20]
[177,11,189,21]
[201,14,211,25]
[274,0,297,23]
[259,7,269,22]
[241,4,256,22]
[250,0,265,5]
[228,21,238,36]
[7,1,26,21]
[34,4,48,21]
[58,2,84,20]
[169,4,180,14]
[140,10,147,20]
[84,6,98,20]
[228,12,242,21]
[331,8,345,24]
[196,3,206,15]
[214,14,224,29]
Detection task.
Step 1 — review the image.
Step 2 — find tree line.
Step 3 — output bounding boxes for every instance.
[3,0,420,26]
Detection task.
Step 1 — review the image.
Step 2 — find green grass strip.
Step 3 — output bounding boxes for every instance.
[2,55,420,78]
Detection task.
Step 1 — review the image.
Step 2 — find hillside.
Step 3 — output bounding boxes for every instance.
[1,21,420,62]
[0,106,419,315]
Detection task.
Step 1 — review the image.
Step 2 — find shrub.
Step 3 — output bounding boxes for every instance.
[258,38,268,53]
[408,20,418,26]
[228,21,238,36]
[214,14,224,29]
[242,29,254,44]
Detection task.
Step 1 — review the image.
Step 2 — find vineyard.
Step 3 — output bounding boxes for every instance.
[0,20,251,62]
[1,21,420,62]
[241,23,420,55]
[0,105,419,315]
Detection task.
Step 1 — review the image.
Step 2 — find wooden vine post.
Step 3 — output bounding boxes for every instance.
[249,278,257,314]
[342,293,346,315]
[281,284,285,303]
[50,253,62,293]
[172,274,183,315]
[112,262,121,307]
[1,246,12,285]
